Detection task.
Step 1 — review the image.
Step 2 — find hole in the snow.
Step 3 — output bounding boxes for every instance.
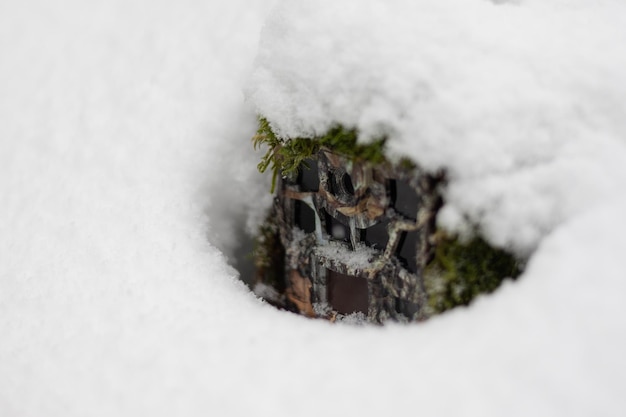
[221,128,524,325]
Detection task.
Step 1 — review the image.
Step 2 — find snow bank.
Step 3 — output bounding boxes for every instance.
[247,0,626,254]
[1,0,625,416]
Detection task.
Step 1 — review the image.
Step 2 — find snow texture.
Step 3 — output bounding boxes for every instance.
[248,0,626,255]
[1,0,625,416]
[315,242,379,270]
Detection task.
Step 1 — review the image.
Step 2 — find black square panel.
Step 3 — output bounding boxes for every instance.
[361,220,390,250]
[327,269,369,315]
[389,179,419,220]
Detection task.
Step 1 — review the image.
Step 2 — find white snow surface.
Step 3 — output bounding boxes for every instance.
[248,0,626,254]
[1,0,625,416]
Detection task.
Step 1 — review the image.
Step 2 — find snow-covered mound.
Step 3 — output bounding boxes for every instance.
[1,0,625,416]
[247,0,626,254]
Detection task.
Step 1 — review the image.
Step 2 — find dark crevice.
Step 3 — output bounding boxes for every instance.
[396,230,419,274]
[294,200,316,234]
[297,159,320,192]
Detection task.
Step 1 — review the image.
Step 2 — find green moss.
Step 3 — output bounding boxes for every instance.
[398,157,417,171]
[424,234,522,315]
[253,117,386,192]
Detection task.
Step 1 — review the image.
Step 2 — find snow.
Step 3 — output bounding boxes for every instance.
[315,242,379,269]
[247,0,626,254]
[1,0,625,416]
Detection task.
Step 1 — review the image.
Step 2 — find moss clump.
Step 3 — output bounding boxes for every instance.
[253,117,386,192]
[424,234,522,315]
